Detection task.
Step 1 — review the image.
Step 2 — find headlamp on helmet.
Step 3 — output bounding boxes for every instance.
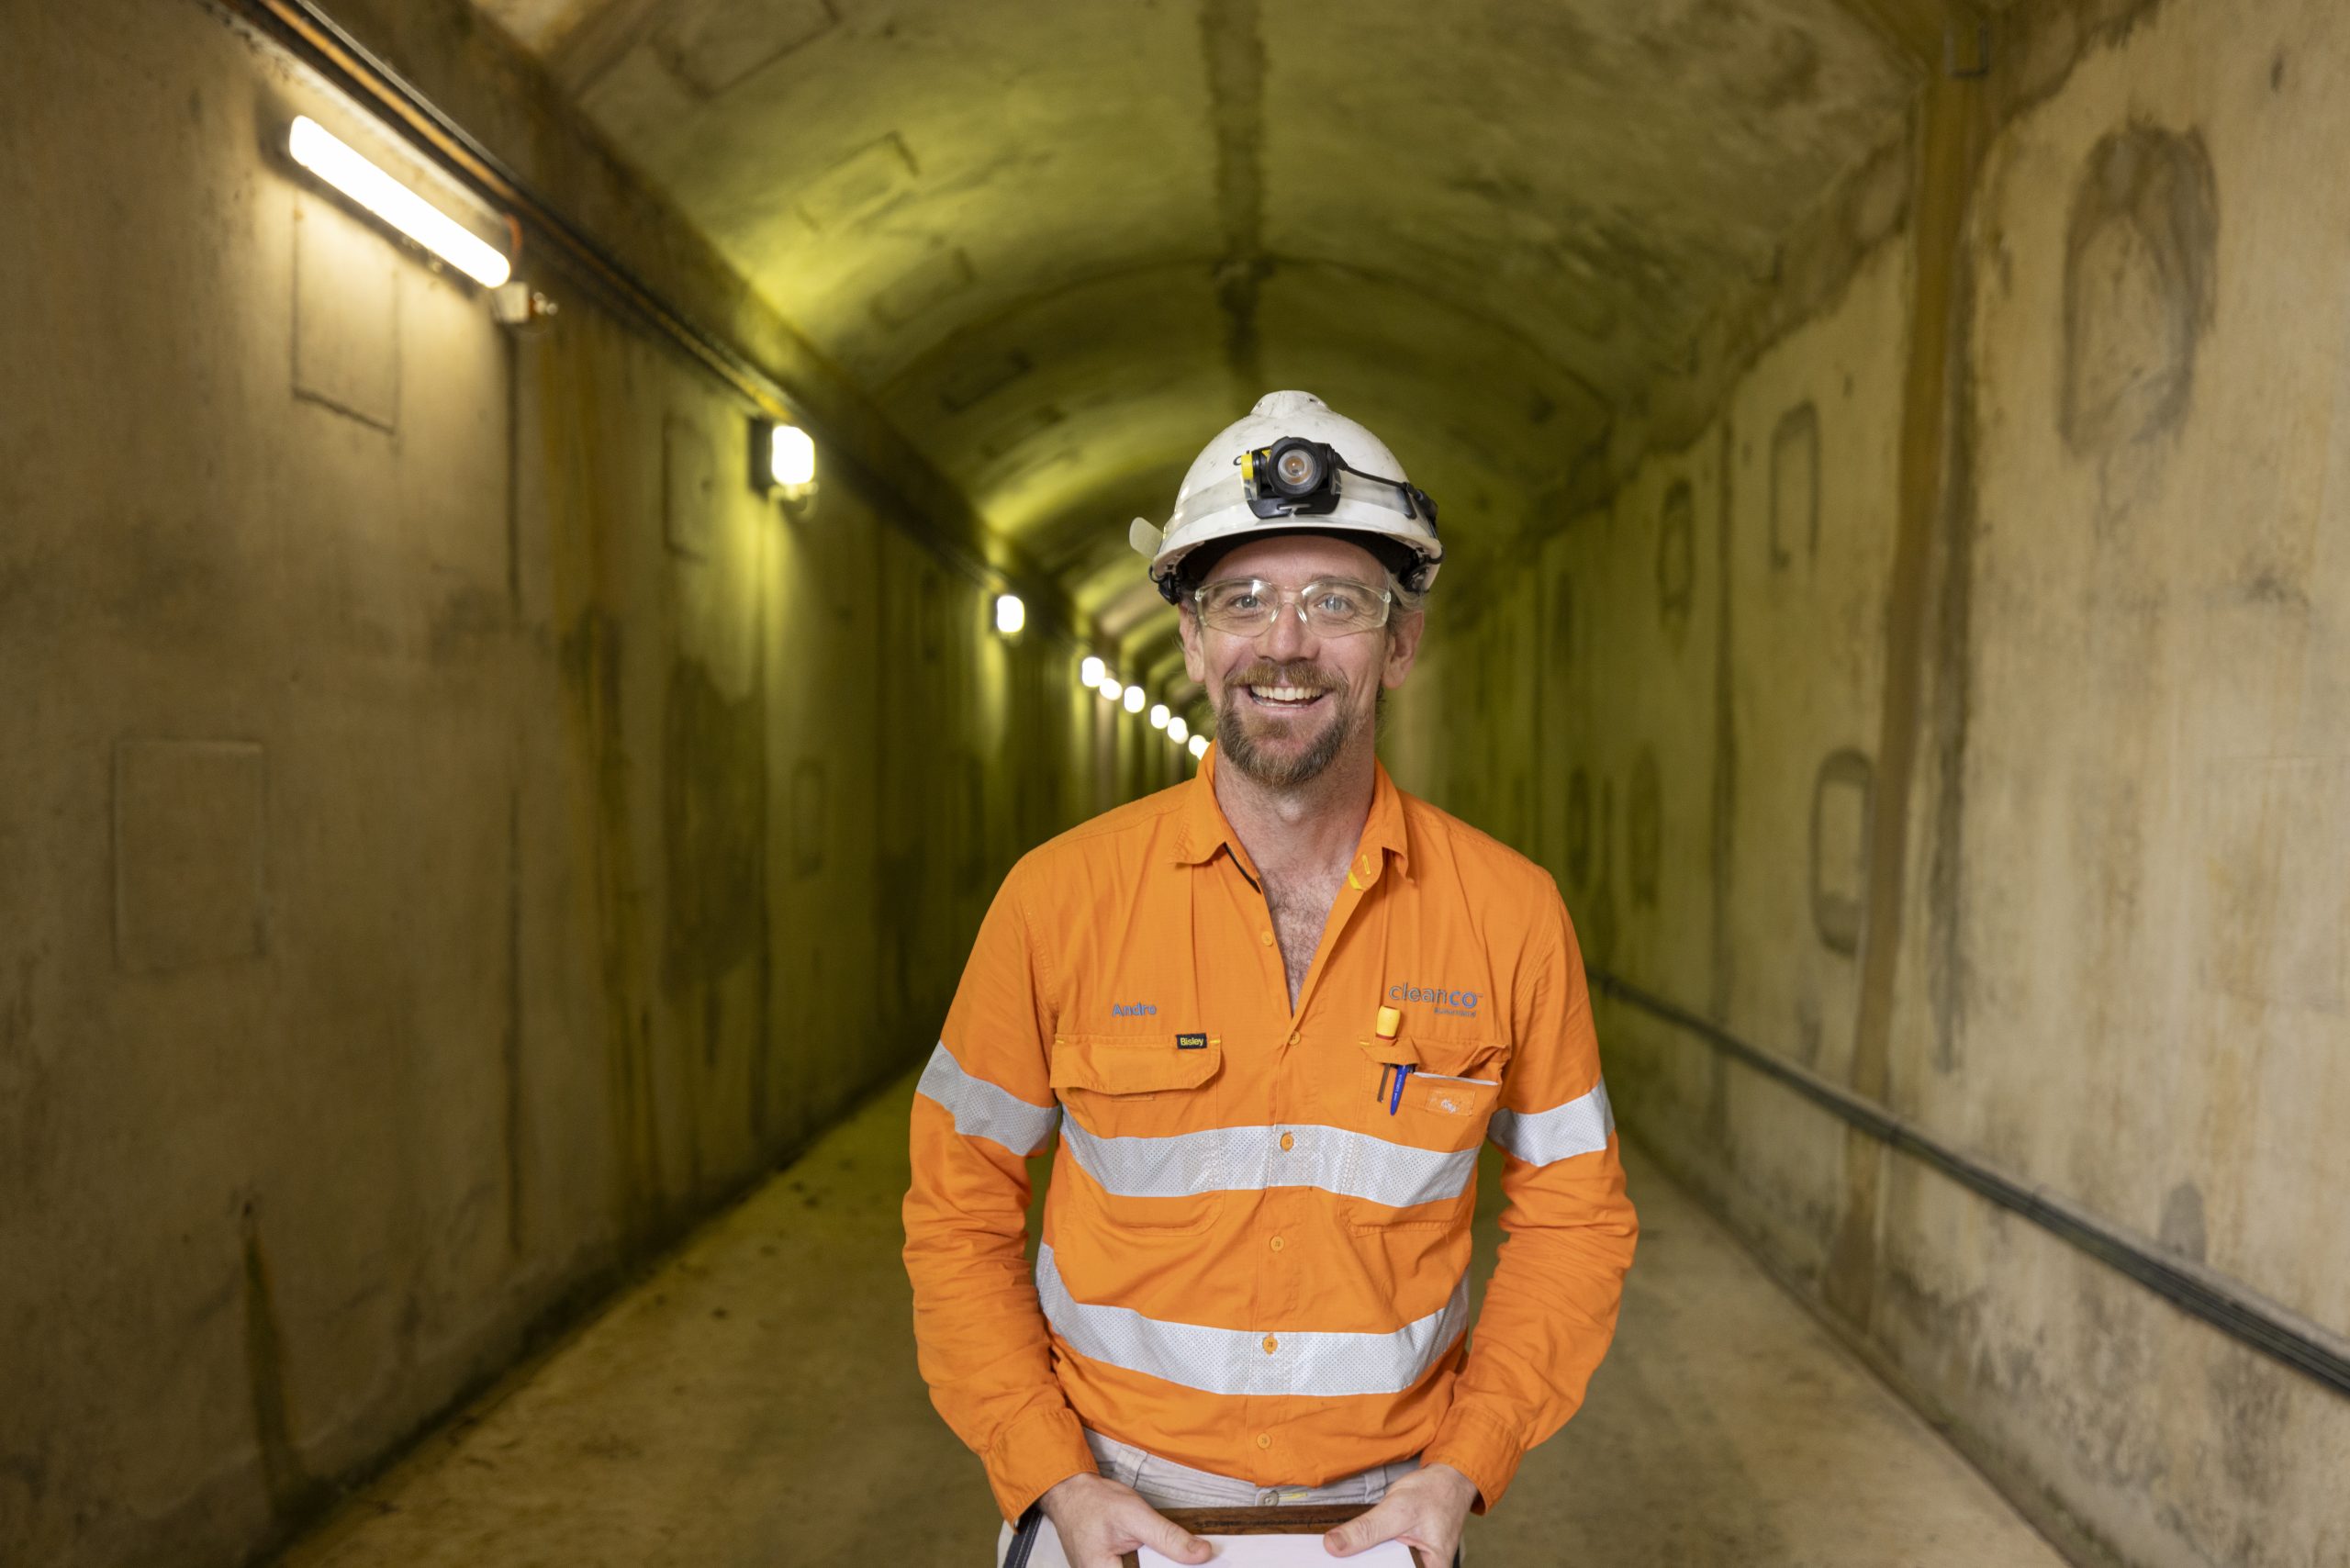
[1238,438,1438,528]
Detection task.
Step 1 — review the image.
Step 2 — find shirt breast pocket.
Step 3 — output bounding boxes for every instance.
[1049,1033,1226,1234]
[1334,1035,1509,1233]
[1345,1036,1509,1142]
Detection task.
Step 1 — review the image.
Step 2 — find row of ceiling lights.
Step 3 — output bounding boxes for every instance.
[1080,657,1209,760]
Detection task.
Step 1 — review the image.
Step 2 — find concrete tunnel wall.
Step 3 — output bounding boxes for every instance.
[9,2,2350,1567]
[0,5,1188,1564]
[1387,2,2350,1564]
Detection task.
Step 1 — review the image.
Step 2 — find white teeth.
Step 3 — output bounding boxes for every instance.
[1248,686,1322,703]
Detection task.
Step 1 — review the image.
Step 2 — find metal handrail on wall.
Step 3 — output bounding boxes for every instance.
[1586,967,2350,1402]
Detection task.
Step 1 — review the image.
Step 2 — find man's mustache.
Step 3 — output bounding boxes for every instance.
[1225,660,1344,696]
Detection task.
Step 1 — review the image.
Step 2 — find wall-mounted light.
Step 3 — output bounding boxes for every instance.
[767,422,817,487]
[1122,686,1146,715]
[1080,655,1106,689]
[994,594,1025,636]
[1096,673,1123,702]
[1148,703,1169,730]
[1168,716,1190,745]
[288,117,510,287]
[1188,734,1209,760]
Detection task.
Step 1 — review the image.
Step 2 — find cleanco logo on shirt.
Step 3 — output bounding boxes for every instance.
[1388,981,1480,1019]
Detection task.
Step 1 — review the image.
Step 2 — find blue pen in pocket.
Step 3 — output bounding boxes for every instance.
[1388,1061,1411,1115]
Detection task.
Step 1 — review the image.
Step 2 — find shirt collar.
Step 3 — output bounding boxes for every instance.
[1172,745,1413,879]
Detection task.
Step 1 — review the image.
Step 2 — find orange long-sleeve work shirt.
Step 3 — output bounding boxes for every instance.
[902,749,1637,1521]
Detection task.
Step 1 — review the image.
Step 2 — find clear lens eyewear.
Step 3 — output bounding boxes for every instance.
[1192,577,1393,637]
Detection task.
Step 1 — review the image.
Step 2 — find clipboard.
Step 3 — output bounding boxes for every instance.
[1118,1505,1448,1568]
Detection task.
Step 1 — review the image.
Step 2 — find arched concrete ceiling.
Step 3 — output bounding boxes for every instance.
[472,0,1919,692]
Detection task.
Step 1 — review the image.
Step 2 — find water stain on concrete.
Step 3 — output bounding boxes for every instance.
[1628,745,1662,907]
[2156,1180,2206,1264]
[0,954,45,1193]
[1586,775,1620,969]
[662,655,766,990]
[1711,420,1737,1022]
[1656,478,1696,644]
[559,608,662,1238]
[1550,567,1575,671]
[789,756,828,878]
[1567,765,1594,888]
[1769,400,1819,569]
[241,1205,321,1522]
[2060,124,2218,470]
[503,784,525,1260]
[1810,747,1873,956]
[1927,237,1984,1077]
[1200,0,1268,390]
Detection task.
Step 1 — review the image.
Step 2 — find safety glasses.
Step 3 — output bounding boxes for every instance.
[1192,577,1393,638]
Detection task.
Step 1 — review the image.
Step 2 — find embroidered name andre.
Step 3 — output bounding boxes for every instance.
[1111,1002,1158,1017]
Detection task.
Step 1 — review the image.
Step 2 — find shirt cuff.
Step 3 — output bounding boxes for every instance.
[1421,1405,1526,1514]
[984,1400,1099,1521]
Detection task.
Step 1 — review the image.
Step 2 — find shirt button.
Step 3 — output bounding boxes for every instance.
[1269,1236,1284,1252]
[1257,1433,1273,1450]
[1279,1131,1294,1151]
[1286,1030,1301,1046]
[1262,1334,1279,1354]
[1259,930,1274,946]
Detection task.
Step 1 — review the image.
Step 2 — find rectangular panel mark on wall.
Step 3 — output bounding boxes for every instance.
[293,193,399,431]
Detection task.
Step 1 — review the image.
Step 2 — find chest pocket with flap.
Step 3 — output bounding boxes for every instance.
[1052,1034,1222,1124]
[1049,1033,1226,1233]
[1337,1035,1510,1150]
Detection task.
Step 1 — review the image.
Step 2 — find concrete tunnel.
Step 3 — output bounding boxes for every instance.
[5,0,2348,1563]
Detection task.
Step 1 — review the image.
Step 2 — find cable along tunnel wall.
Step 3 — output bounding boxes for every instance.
[0,5,1116,1566]
[1383,3,2350,1565]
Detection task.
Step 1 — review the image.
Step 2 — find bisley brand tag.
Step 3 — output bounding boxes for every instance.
[1175,1033,1207,1050]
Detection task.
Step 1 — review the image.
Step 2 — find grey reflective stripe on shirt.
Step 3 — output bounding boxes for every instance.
[914,1042,1060,1154]
[1058,1118,1476,1209]
[1487,1078,1614,1167]
[1035,1243,1470,1398]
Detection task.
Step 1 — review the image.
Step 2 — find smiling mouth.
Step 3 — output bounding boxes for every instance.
[1243,684,1329,711]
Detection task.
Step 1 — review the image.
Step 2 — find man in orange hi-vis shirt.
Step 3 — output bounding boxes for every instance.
[904,392,1637,1567]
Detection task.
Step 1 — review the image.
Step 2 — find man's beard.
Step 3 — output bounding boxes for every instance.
[1215,658,1359,789]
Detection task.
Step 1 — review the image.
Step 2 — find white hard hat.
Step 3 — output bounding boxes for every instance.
[1129,390,1444,603]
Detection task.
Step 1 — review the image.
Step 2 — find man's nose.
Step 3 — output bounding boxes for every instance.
[1259,599,1315,661]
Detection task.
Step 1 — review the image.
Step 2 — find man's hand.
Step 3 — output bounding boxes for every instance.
[1320,1462,1479,1562]
[1037,1473,1213,1568]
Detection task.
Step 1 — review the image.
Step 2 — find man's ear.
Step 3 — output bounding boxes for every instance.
[1178,605,1205,686]
[1380,609,1426,689]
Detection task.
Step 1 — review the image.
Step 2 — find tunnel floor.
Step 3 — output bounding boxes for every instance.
[278,1071,2065,1568]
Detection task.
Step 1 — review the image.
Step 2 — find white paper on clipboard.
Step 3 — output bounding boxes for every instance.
[1137,1537,1416,1567]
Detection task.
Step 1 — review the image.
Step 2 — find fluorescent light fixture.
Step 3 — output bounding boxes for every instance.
[288,116,510,287]
[1168,716,1189,745]
[1122,685,1146,714]
[994,594,1025,636]
[769,423,817,487]
[1148,703,1169,730]
[1080,655,1105,688]
[1188,734,1209,760]
[1096,674,1123,701]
